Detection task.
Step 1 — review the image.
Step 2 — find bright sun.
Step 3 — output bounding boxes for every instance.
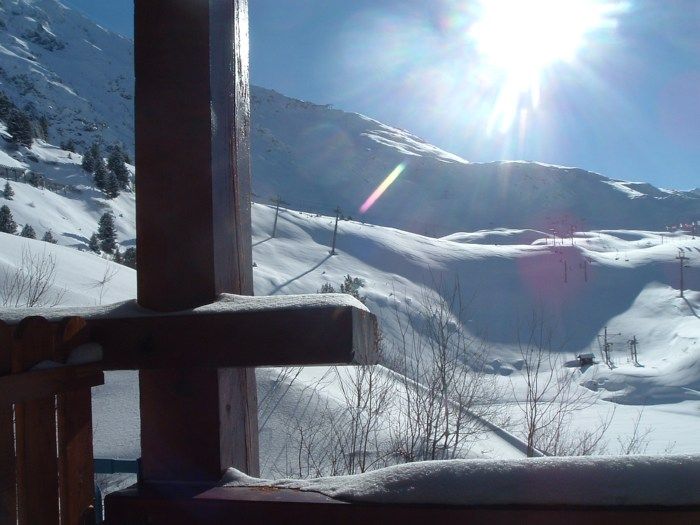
[469,0,626,132]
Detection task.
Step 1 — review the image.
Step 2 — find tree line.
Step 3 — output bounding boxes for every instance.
[0,91,48,148]
[0,199,135,269]
[81,141,131,199]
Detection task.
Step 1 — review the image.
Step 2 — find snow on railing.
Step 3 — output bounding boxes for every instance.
[222,455,700,507]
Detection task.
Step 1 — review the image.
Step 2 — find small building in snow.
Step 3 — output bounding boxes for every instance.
[577,353,595,366]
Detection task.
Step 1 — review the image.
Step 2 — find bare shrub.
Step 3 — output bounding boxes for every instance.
[1,246,64,307]
[387,277,504,462]
[87,261,119,305]
[513,312,611,456]
[327,350,393,474]
[617,410,652,455]
[278,340,394,477]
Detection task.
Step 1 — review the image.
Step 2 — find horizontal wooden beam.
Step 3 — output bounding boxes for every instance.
[89,305,376,370]
[0,295,379,371]
[0,364,104,405]
[105,484,700,525]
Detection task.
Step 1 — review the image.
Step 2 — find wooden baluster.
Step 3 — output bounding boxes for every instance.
[56,317,96,525]
[13,317,59,525]
[0,320,16,525]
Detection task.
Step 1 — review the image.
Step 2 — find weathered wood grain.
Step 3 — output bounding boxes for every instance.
[13,317,59,525]
[0,321,16,525]
[89,305,376,369]
[105,485,700,525]
[0,364,103,405]
[134,0,259,481]
[57,318,98,525]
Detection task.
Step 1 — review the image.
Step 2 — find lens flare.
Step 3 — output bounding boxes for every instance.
[359,161,407,214]
[470,0,629,133]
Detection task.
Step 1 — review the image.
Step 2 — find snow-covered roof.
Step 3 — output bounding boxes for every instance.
[223,455,700,506]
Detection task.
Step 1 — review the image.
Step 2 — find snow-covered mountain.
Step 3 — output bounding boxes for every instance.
[0,0,133,150]
[2,202,699,459]
[0,0,698,234]
[251,87,700,234]
[0,0,699,465]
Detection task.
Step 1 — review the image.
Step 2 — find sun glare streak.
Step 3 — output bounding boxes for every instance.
[359,162,408,214]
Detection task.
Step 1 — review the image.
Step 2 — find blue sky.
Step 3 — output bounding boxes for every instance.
[63,1,699,190]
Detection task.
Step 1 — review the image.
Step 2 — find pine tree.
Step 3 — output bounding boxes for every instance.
[113,248,123,264]
[123,247,137,269]
[81,149,95,173]
[89,142,101,160]
[340,274,366,303]
[42,230,57,244]
[38,116,49,140]
[104,171,120,199]
[82,142,101,173]
[7,109,33,147]
[0,205,17,234]
[88,233,100,253]
[93,158,107,190]
[107,144,123,171]
[60,139,76,153]
[3,181,14,200]
[0,92,14,121]
[97,212,117,254]
[108,146,130,189]
[20,224,36,239]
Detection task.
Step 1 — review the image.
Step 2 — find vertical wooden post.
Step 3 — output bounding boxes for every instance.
[0,321,16,525]
[56,318,97,525]
[13,318,60,525]
[135,0,259,482]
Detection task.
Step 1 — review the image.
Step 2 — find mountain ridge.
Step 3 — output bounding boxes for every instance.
[0,0,697,235]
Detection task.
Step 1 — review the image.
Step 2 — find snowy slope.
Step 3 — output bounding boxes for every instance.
[254,205,700,455]
[2,200,699,459]
[0,0,134,150]
[0,232,530,468]
[2,161,697,394]
[0,138,135,247]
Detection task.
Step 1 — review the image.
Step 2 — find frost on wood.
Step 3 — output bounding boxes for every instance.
[0,292,369,325]
[222,455,700,506]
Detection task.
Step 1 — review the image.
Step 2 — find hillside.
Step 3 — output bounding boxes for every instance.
[0,0,133,149]
[2,199,699,459]
[0,0,697,234]
[0,0,698,466]
[252,87,700,234]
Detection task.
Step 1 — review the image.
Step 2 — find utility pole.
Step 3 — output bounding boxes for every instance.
[597,326,621,369]
[330,206,341,255]
[270,195,286,238]
[580,258,590,282]
[570,225,575,246]
[561,259,568,283]
[676,249,690,298]
[628,335,639,366]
